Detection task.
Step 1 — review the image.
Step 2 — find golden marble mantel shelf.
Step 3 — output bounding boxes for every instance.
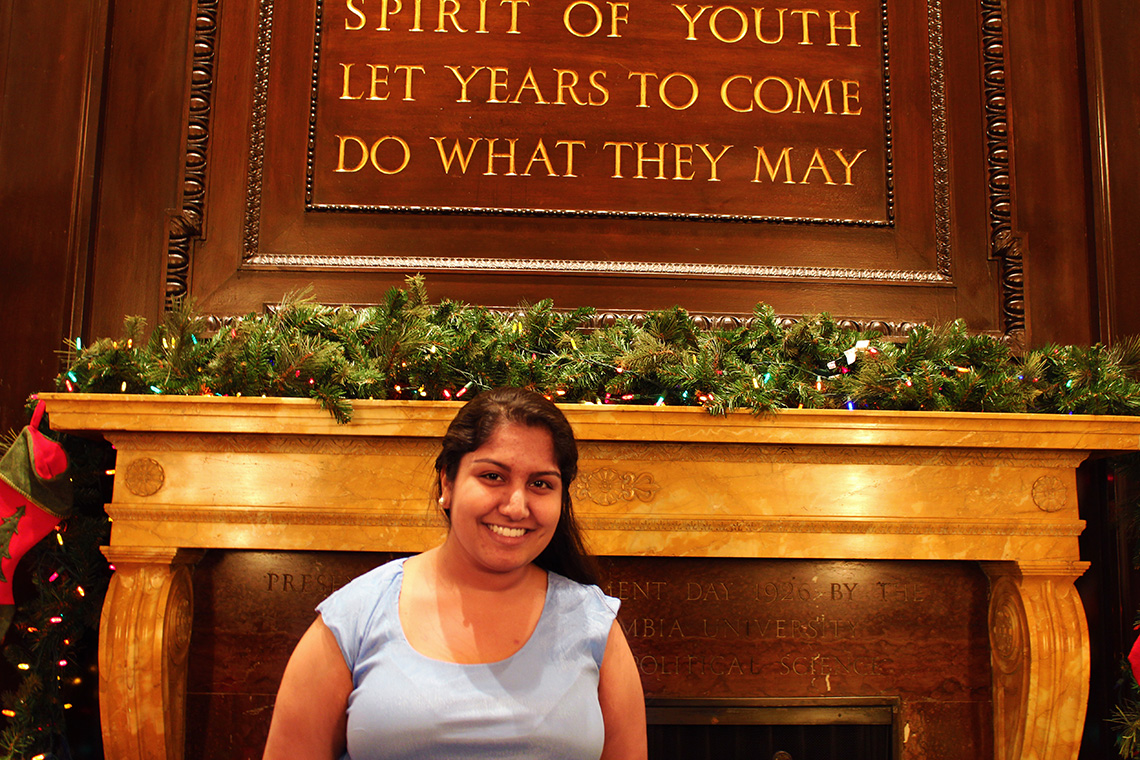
[40,392,1140,760]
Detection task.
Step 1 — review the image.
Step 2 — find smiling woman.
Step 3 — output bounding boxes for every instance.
[262,387,647,760]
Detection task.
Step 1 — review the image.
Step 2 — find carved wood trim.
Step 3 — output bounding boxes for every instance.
[166,0,219,310]
[927,0,952,276]
[242,0,274,260]
[979,0,1026,341]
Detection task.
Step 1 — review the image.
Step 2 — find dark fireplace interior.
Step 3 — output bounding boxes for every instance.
[647,699,895,760]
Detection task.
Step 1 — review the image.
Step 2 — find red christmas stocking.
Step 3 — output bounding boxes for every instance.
[0,401,72,641]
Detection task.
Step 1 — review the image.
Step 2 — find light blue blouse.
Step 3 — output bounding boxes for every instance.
[317,558,620,760]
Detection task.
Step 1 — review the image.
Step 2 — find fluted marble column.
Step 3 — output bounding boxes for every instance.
[984,560,1090,760]
[99,547,205,760]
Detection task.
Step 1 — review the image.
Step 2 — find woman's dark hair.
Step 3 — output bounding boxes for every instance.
[433,387,600,586]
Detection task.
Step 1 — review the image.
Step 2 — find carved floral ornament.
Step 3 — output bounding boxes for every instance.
[572,467,661,506]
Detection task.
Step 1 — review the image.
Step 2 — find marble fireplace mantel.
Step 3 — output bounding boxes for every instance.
[42,393,1140,760]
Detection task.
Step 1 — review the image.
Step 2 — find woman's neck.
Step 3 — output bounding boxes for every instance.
[420,543,544,595]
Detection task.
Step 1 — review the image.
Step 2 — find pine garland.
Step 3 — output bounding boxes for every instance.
[53,276,1140,419]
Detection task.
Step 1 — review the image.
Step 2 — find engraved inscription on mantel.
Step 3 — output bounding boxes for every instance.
[597,557,991,702]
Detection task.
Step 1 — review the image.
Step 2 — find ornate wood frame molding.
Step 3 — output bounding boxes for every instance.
[167,0,1028,338]
[166,0,219,310]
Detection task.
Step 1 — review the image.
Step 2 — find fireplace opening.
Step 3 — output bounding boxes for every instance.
[646,698,897,760]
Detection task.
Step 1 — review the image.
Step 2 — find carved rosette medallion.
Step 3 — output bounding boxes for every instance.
[124,457,165,497]
[988,577,1027,676]
[573,468,660,506]
[1031,475,1067,512]
[166,580,194,667]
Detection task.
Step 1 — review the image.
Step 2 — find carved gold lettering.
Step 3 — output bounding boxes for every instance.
[368,64,391,99]
[358,0,526,32]
[672,4,711,40]
[556,140,586,176]
[790,8,819,43]
[709,5,747,43]
[510,67,548,104]
[488,67,510,103]
[841,79,862,115]
[755,76,793,113]
[378,0,404,31]
[437,0,467,31]
[445,65,486,102]
[446,66,608,105]
[341,64,364,100]
[608,2,630,36]
[720,74,753,112]
[628,71,657,108]
[564,0,604,37]
[751,146,860,185]
[431,136,481,173]
[832,148,865,185]
[346,0,368,30]
[659,72,699,110]
[341,63,424,101]
[522,139,555,176]
[336,135,370,172]
[559,0,629,37]
[698,143,732,180]
[800,148,835,184]
[393,65,425,100]
[588,70,609,105]
[793,77,835,114]
[827,9,858,46]
[636,142,668,179]
[431,136,583,177]
[754,7,785,43]
[752,146,794,183]
[677,5,847,45]
[628,71,698,110]
[604,141,634,177]
[555,69,587,105]
[484,137,518,175]
[500,0,529,32]
[673,144,694,180]
[370,135,412,173]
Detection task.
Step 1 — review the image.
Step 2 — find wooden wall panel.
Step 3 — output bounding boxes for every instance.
[0,0,108,432]
[86,0,196,339]
[1084,0,1140,344]
[1004,0,1095,347]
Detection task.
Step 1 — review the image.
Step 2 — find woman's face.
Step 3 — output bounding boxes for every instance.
[439,422,563,576]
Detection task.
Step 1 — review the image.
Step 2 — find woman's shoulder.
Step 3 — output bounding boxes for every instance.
[318,556,407,612]
[547,570,620,617]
